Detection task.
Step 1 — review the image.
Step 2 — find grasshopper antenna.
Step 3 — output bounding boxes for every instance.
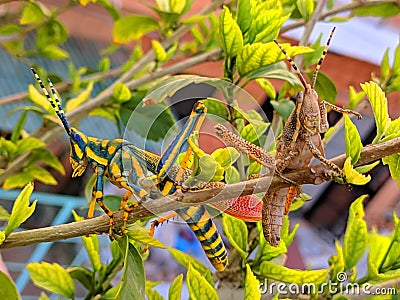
[30,68,72,135]
[273,40,308,90]
[311,27,336,89]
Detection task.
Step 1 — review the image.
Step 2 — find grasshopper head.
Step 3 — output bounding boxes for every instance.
[301,89,320,135]
[69,127,89,177]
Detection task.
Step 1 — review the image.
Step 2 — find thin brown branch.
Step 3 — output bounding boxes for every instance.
[281,0,400,33]
[1,136,399,249]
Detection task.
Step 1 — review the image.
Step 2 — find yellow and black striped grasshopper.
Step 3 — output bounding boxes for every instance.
[216,28,362,246]
[31,69,263,270]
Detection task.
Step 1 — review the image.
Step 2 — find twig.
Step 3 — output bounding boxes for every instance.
[281,0,400,33]
[1,136,399,249]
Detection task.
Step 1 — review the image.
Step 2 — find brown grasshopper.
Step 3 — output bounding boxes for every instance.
[216,27,362,246]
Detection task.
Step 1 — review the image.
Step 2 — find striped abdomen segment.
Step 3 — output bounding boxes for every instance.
[262,188,289,247]
[176,205,228,271]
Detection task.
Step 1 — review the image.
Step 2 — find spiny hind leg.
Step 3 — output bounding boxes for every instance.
[141,212,179,253]
[305,138,350,189]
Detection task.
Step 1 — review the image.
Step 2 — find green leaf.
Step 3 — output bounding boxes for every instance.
[68,266,94,291]
[343,157,371,185]
[381,117,400,142]
[343,114,362,164]
[343,195,368,270]
[146,283,165,300]
[224,165,240,183]
[240,122,270,144]
[81,234,102,272]
[38,292,49,300]
[307,71,337,104]
[4,183,37,237]
[246,7,289,44]
[36,19,67,47]
[11,110,28,143]
[39,45,69,60]
[256,222,287,261]
[259,261,329,285]
[222,214,248,258]
[28,84,52,112]
[237,43,312,77]
[245,264,260,300]
[237,0,252,33]
[348,86,365,110]
[355,161,379,174]
[0,271,19,300]
[65,82,94,112]
[360,81,389,143]
[118,236,146,300]
[381,48,391,81]
[126,224,165,249]
[382,153,400,188]
[248,62,303,87]
[296,0,314,21]
[27,262,75,298]
[28,165,58,185]
[113,15,159,44]
[186,264,218,300]
[3,173,34,190]
[211,147,239,169]
[30,148,66,175]
[152,40,167,62]
[16,137,45,156]
[20,1,46,24]
[271,99,295,120]
[113,82,132,103]
[0,232,5,244]
[219,6,243,58]
[256,78,276,99]
[168,248,214,285]
[168,274,183,300]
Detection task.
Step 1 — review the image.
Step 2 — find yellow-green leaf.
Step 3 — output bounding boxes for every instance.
[28,84,52,112]
[113,15,159,44]
[0,205,10,221]
[224,165,240,184]
[211,147,239,169]
[0,271,19,300]
[16,137,45,155]
[4,183,37,237]
[343,195,368,270]
[187,264,218,300]
[237,43,312,77]
[81,234,102,272]
[168,274,183,300]
[381,117,400,142]
[343,114,362,164]
[20,1,46,25]
[113,82,132,103]
[168,248,214,285]
[259,261,329,285]
[27,262,75,298]
[382,153,400,188]
[245,264,260,300]
[360,81,389,143]
[126,224,165,249]
[256,78,276,99]
[348,86,365,110]
[219,6,243,58]
[0,232,5,245]
[222,214,248,258]
[343,157,371,185]
[39,45,69,60]
[237,0,252,33]
[28,166,58,185]
[65,82,94,112]
[152,40,167,62]
[3,173,34,190]
[296,0,314,21]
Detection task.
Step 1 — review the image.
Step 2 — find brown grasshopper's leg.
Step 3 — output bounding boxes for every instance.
[284,185,302,215]
[321,101,362,119]
[305,138,351,189]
